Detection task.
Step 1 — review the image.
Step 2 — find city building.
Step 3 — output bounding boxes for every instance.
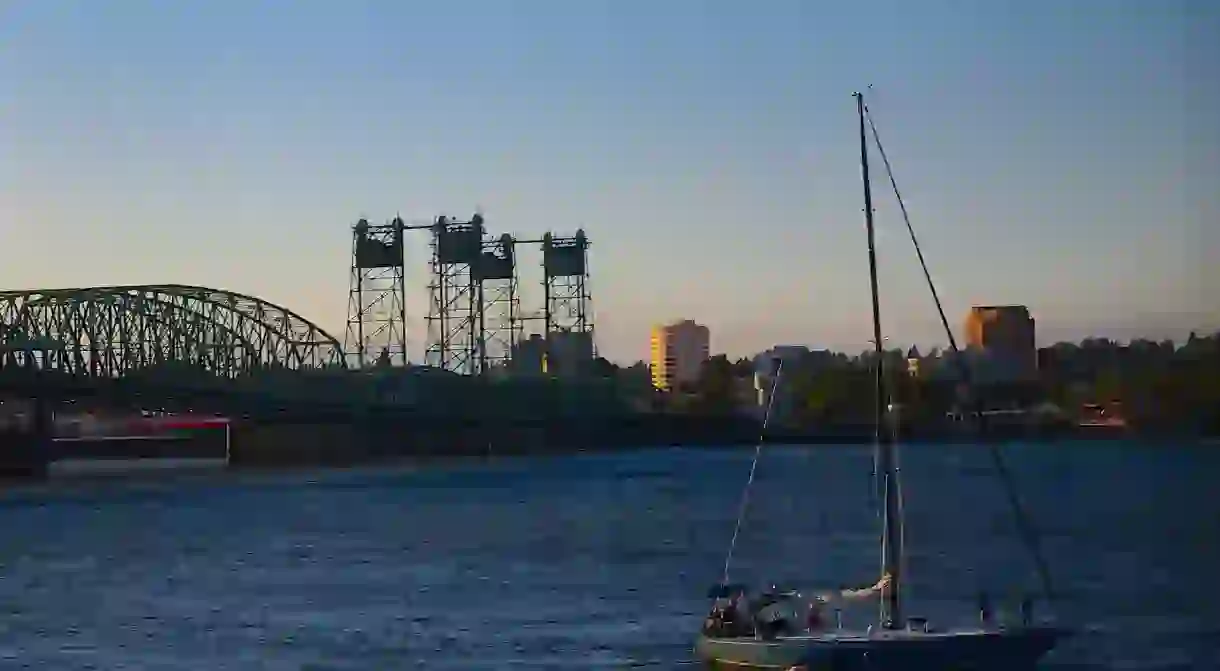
[650,320,710,390]
[509,330,595,378]
[905,346,923,378]
[963,305,1038,381]
[510,334,548,376]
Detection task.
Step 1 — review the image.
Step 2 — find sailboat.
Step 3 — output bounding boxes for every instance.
[693,91,1069,670]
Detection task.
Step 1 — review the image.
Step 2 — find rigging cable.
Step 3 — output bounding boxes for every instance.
[862,104,1058,607]
[721,360,784,585]
[886,359,911,607]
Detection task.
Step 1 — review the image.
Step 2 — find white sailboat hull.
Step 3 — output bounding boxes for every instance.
[695,624,1065,670]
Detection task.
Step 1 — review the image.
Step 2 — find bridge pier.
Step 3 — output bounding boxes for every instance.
[225,420,371,468]
[0,397,52,480]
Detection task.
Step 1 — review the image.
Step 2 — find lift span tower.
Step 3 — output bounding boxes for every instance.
[343,213,593,375]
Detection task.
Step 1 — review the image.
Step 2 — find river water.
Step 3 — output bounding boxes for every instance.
[0,442,1216,670]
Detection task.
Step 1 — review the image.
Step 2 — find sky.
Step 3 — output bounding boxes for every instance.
[2,0,1217,364]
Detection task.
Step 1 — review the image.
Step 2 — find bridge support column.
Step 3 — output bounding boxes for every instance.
[0,397,51,480]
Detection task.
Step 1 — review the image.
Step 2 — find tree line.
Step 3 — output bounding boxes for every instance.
[603,331,1219,435]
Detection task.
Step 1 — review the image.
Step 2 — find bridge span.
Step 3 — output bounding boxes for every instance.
[0,284,359,477]
[0,284,345,377]
[1,283,745,479]
[0,284,366,412]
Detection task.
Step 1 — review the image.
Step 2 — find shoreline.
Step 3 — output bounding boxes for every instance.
[2,423,1213,488]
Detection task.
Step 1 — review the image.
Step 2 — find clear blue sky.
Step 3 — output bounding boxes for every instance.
[3,0,1216,363]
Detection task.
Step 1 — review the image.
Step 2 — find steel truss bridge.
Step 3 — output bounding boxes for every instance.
[0,285,352,413]
[0,283,621,422]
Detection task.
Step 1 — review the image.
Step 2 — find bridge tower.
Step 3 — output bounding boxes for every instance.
[541,229,595,375]
[0,337,54,480]
[476,233,520,373]
[345,217,408,367]
[425,214,483,374]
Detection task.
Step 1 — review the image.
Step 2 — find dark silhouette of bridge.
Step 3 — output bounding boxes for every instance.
[0,285,758,476]
[0,283,592,421]
[0,284,355,415]
[1,284,345,373]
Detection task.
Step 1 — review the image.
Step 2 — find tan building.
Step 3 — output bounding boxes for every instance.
[964,305,1037,378]
[650,319,710,390]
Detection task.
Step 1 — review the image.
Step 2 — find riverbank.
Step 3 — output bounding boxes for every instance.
[4,414,1212,483]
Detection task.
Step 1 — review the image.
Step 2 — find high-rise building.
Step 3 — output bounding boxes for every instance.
[650,320,710,390]
[964,305,1037,379]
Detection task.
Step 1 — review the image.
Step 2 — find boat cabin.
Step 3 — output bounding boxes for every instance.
[703,585,809,639]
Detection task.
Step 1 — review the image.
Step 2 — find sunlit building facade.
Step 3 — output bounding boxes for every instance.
[963,305,1038,381]
[650,320,710,390]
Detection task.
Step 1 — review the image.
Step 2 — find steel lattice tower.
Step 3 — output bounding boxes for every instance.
[345,217,408,367]
[425,214,483,374]
[542,229,595,376]
[476,233,520,373]
[2,285,346,378]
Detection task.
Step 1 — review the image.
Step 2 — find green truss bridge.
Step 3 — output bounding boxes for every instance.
[0,284,353,414]
[0,283,629,423]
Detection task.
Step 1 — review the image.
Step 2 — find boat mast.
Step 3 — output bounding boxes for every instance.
[854,90,903,627]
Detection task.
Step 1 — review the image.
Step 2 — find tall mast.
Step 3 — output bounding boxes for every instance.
[855,90,903,626]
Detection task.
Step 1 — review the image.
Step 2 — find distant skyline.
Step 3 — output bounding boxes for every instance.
[3,1,1217,363]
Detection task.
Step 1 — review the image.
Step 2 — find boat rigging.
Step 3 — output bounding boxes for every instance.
[692,89,1069,670]
[861,101,1057,605]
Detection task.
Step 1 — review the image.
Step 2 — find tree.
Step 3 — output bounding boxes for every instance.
[790,363,875,425]
[592,356,617,378]
[693,354,738,415]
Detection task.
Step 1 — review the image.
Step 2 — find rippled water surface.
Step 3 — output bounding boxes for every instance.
[1,442,1217,669]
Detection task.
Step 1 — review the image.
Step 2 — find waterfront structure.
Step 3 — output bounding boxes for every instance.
[424,214,520,374]
[649,320,710,391]
[345,213,594,375]
[345,217,410,367]
[344,213,522,373]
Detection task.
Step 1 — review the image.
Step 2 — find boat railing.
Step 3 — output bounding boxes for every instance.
[907,617,931,633]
